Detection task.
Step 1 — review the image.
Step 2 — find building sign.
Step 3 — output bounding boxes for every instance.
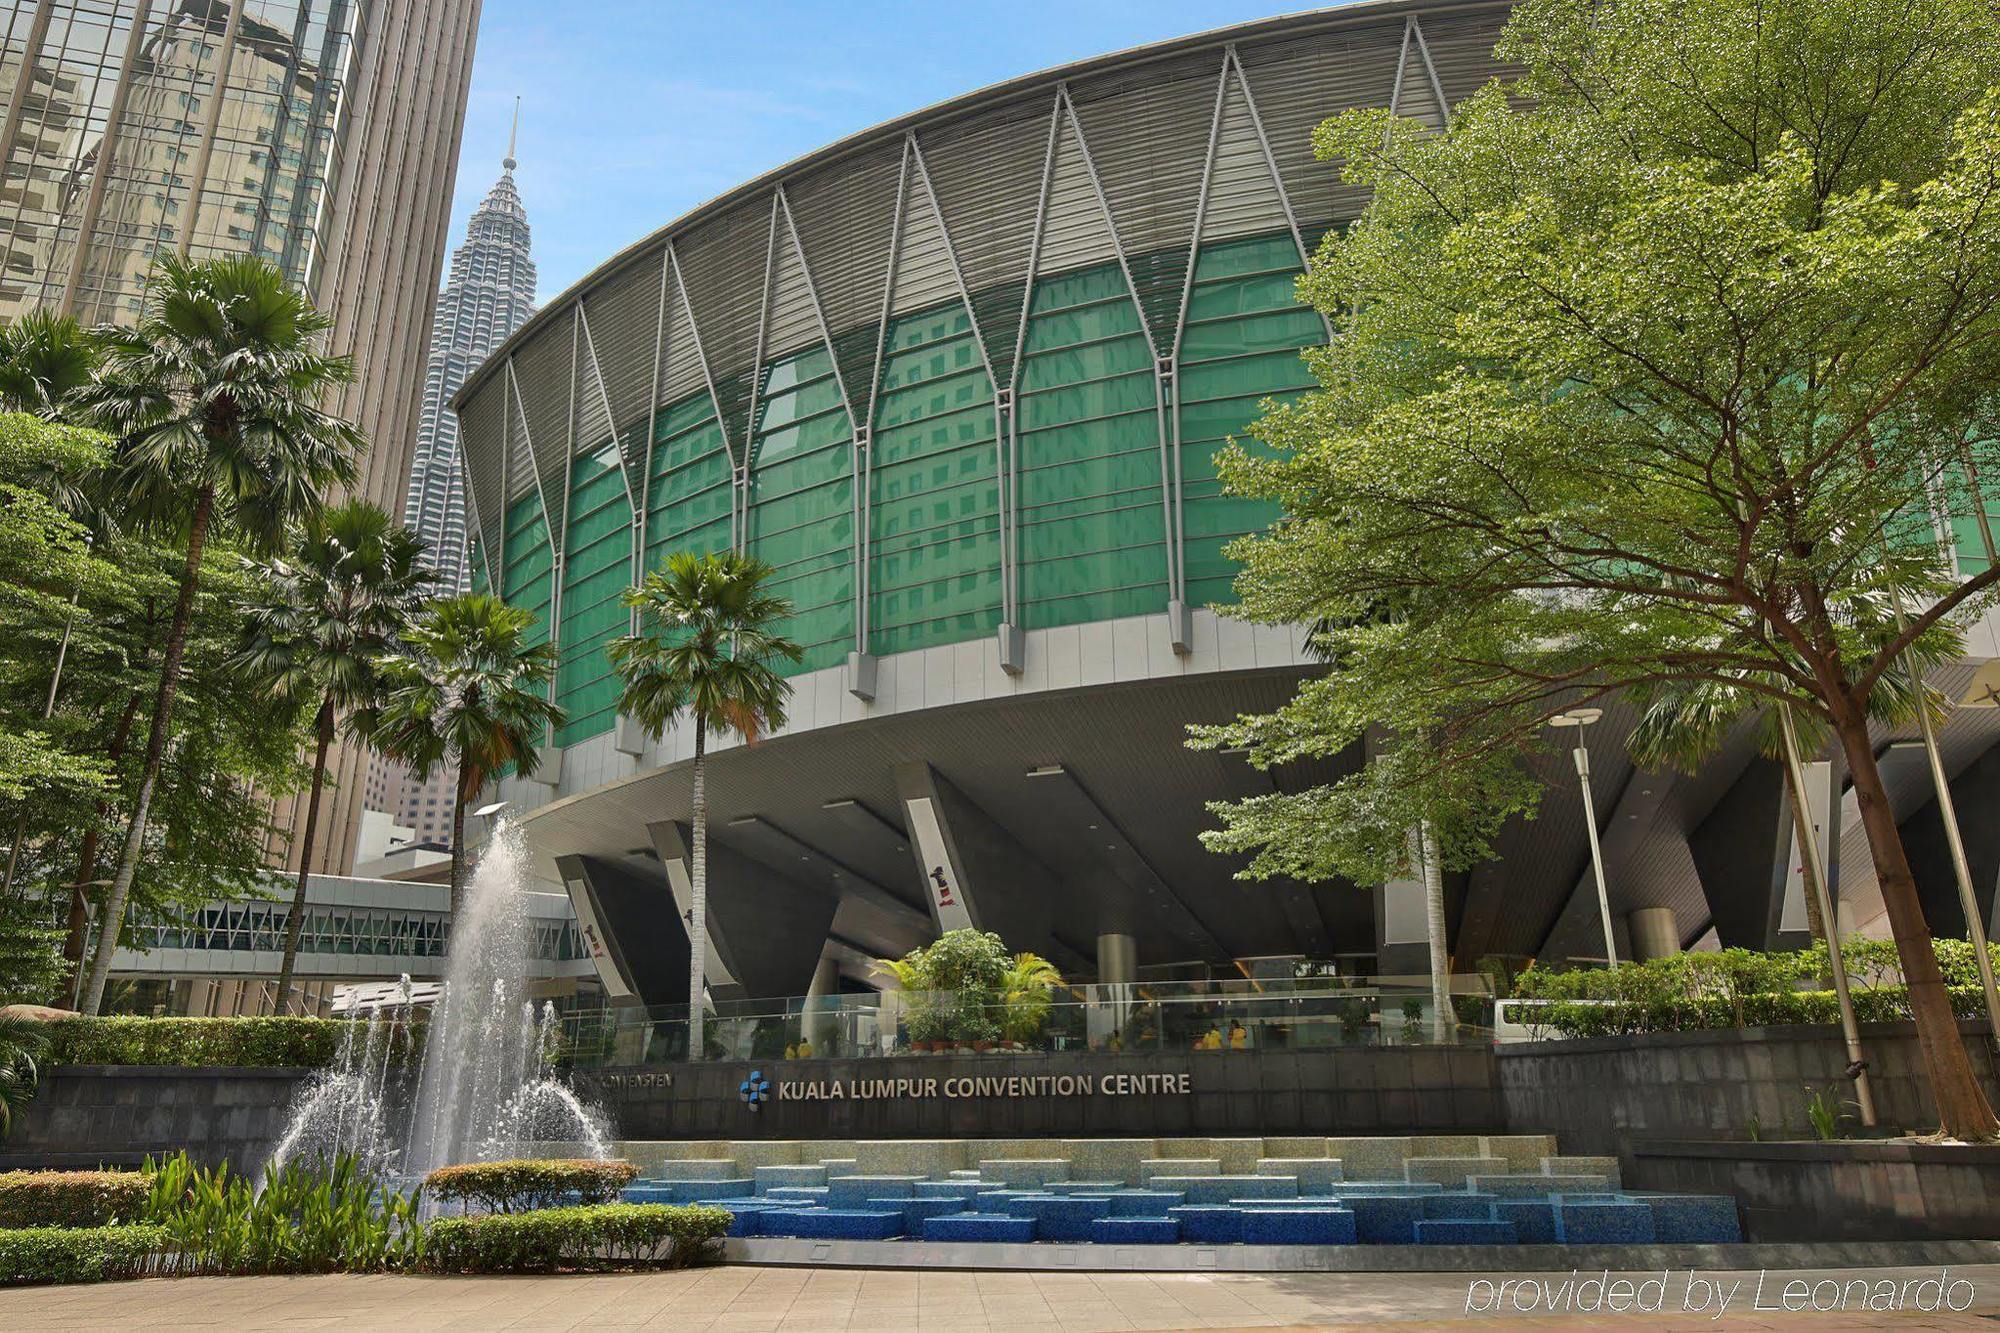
[590,1071,674,1091]
[770,1071,1192,1104]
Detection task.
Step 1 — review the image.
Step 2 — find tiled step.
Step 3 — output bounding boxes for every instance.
[875,1196,963,1232]
[1481,1134,1558,1173]
[827,1175,923,1205]
[1255,1157,1344,1191]
[762,1185,829,1202]
[1629,1194,1741,1244]
[911,1181,985,1201]
[1496,1199,1558,1243]
[752,1164,827,1193]
[923,1212,1036,1242]
[1555,1200,1656,1244]
[760,1208,906,1240]
[1341,1195,1428,1244]
[642,1159,743,1182]
[1139,1158,1221,1184]
[1545,1155,1622,1187]
[1102,1189,1185,1216]
[1471,1172,1611,1197]
[664,1179,754,1202]
[1239,1208,1356,1245]
[1147,1174,1297,1204]
[1415,1218,1516,1244]
[1044,1180,1125,1195]
[1166,1205,1242,1244]
[977,1158,1068,1187]
[1404,1155,1506,1188]
[965,1189,1045,1214]
[1322,1137,1411,1181]
[1421,1192,1501,1221]
[1003,1194,1113,1242]
[1089,1216,1181,1244]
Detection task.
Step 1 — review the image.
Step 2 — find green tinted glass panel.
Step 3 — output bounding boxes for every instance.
[1947,460,2000,575]
[1016,261,1166,628]
[1176,233,1316,608]
[645,390,733,573]
[501,489,553,651]
[557,441,633,746]
[868,301,1000,656]
[748,348,854,674]
[468,538,490,596]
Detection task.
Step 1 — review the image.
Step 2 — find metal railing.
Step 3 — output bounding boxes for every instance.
[558,976,1497,1067]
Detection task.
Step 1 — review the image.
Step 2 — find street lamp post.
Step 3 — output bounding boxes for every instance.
[1776,705,1877,1125]
[1549,707,1618,969]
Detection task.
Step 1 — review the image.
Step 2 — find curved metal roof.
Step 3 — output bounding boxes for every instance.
[450,0,1502,410]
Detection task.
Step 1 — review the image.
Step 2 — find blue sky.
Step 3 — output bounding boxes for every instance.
[445,1,1340,302]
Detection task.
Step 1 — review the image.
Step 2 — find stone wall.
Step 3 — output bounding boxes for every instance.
[0,1066,312,1172]
[1627,1140,2000,1242]
[578,1047,1504,1141]
[1495,1020,2000,1157]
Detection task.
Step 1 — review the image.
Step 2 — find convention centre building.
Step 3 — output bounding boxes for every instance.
[449,0,2000,1009]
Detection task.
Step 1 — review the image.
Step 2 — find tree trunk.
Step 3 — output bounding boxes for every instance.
[62,690,143,993]
[1830,695,1999,1139]
[1418,822,1456,1043]
[80,485,214,1015]
[688,719,707,1062]
[449,764,473,920]
[274,694,335,1013]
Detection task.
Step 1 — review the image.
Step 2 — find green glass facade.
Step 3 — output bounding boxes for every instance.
[1176,234,1318,607]
[501,491,554,650]
[488,235,1320,748]
[747,347,857,675]
[1015,262,1168,629]
[555,442,632,746]
[868,302,1001,656]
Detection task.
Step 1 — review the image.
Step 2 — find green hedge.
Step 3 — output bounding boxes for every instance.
[40,1017,419,1069]
[423,1159,637,1213]
[0,1171,148,1229]
[0,1224,165,1286]
[1524,987,1992,1039]
[420,1203,728,1273]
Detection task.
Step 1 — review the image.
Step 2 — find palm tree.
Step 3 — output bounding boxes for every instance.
[357,593,562,915]
[998,952,1064,1046]
[236,501,431,1010]
[1412,822,1456,1042]
[609,551,800,1060]
[0,309,97,417]
[75,255,361,1014]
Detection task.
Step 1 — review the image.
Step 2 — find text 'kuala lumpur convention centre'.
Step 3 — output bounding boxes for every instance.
[451,0,2000,1010]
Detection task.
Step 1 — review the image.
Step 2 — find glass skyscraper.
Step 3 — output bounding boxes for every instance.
[401,125,536,596]
[2,0,486,877]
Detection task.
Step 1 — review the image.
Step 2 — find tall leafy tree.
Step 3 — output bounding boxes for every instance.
[74,255,362,1014]
[236,501,431,1009]
[357,593,561,916]
[609,552,799,1060]
[0,310,98,417]
[1196,0,2000,1136]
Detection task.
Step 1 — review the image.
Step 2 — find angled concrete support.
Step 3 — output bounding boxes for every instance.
[648,819,840,997]
[554,854,688,1006]
[1900,741,2000,943]
[894,762,1090,972]
[1688,758,1831,950]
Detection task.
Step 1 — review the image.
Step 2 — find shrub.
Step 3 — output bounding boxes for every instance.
[0,1224,166,1286]
[423,1158,638,1213]
[40,1017,407,1069]
[0,1170,148,1229]
[1524,985,1990,1039]
[144,1151,424,1274]
[421,1203,728,1273]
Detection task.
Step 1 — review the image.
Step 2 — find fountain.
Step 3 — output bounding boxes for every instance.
[269,819,611,1182]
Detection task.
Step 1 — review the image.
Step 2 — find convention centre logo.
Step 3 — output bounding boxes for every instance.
[738,1069,771,1112]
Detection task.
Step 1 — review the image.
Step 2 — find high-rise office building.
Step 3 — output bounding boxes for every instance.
[401,114,535,596]
[1,0,485,875]
[371,118,536,851]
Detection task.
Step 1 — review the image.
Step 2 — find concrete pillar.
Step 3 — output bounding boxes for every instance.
[1627,906,1680,962]
[802,952,839,1055]
[1096,932,1136,984]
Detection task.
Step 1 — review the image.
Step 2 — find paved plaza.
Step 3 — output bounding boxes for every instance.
[1,1265,1996,1330]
